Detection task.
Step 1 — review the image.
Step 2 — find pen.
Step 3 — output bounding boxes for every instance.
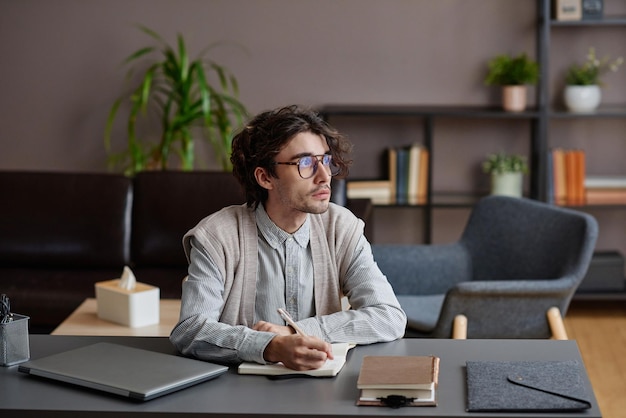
[277,308,308,336]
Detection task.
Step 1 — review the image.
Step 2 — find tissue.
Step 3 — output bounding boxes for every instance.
[118,266,136,290]
[95,266,160,327]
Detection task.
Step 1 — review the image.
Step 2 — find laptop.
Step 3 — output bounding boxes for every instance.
[18,342,228,401]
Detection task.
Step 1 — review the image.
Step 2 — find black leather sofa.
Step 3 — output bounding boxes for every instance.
[0,171,371,333]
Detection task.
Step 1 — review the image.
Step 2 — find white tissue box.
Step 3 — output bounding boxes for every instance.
[95,279,160,327]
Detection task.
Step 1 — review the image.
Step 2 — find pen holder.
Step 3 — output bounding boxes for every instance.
[95,279,160,327]
[1,314,30,366]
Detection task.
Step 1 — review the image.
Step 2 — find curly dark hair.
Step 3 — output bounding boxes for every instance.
[230,105,352,208]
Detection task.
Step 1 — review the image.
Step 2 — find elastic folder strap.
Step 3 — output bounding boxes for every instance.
[378,395,416,408]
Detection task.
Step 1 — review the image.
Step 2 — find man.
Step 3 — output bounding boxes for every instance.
[170,105,406,371]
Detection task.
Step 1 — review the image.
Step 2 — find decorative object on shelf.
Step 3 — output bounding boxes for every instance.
[484,53,539,112]
[564,47,623,113]
[104,25,248,175]
[482,152,529,197]
[581,0,603,20]
[554,0,582,21]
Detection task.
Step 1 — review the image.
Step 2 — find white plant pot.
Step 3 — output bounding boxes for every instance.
[564,85,601,113]
[491,172,523,197]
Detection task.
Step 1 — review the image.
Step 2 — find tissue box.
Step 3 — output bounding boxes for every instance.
[95,280,160,327]
[1,314,30,366]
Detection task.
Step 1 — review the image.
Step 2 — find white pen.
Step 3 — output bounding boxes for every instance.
[277,308,308,336]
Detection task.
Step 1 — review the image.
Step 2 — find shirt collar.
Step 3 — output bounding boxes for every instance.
[256,203,310,249]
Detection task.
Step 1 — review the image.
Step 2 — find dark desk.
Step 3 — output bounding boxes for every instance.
[0,335,601,418]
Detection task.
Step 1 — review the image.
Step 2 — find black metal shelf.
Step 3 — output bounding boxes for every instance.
[551,16,626,27]
[319,104,540,119]
[549,105,626,119]
[370,193,487,209]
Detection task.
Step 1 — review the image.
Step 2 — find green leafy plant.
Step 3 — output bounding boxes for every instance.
[565,47,624,86]
[482,152,529,175]
[484,53,539,86]
[104,25,248,175]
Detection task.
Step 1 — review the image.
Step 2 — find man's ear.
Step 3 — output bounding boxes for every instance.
[254,167,273,190]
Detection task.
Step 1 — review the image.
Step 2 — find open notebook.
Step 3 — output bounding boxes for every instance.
[18,342,228,401]
[238,343,353,377]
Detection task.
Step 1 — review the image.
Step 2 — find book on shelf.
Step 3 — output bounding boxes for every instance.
[347,144,429,206]
[387,144,429,205]
[395,147,410,204]
[585,175,626,189]
[346,180,393,205]
[549,148,585,206]
[238,343,352,377]
[388,147,397,203]
[356,355,440,407]
[585,188,626,205]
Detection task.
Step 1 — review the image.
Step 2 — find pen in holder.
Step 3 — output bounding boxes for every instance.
[0,294,30,367]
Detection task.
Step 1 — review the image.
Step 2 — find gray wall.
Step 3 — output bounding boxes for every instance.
[1,0,625,246]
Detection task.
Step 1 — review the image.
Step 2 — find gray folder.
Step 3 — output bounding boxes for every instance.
[466,360,592,412]
[18,342,228,401]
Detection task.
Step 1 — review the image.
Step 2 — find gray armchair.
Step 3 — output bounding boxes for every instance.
[372,195,598,339]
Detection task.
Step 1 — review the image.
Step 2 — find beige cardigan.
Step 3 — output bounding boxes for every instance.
[183,203,364,326]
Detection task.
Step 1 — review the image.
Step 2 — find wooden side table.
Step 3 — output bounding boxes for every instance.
[51,298,181,336]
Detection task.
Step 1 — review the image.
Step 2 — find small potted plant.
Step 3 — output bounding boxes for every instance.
[484,53,539,112]
[564,47,623,113]
[482,152,529,197]
[104,25,248,175]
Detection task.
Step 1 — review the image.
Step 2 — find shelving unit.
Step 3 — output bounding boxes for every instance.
[538,0,626,300]
[322,1,626,298]
[319,106,540,244]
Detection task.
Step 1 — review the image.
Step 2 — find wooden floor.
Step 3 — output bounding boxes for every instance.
[564,300,626,418]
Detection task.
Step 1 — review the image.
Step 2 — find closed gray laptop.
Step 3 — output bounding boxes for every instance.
[18,342,228,401]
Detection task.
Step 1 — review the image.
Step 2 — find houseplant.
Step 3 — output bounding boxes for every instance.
[564,47,623,112]
[482,152,528,197]
[104,25,248,175]
[484,53,539,112]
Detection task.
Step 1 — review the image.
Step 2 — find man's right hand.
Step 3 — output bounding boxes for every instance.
[262,334,334,371]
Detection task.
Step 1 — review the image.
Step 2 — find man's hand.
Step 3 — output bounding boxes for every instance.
[253,320,294,336]
[262,334,334,371]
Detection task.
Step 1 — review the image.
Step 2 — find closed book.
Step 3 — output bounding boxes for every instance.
[585,188,626,205]
[347,180,393,205]
[552,148,567,205]
[356,355,439,407]
[395,147,410,205]
[417,147,429,204]
[387,148,397,204]
[585,175,626,189]
[407,144,421,205]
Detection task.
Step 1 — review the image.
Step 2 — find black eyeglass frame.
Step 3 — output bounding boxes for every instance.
[273,154,338,179]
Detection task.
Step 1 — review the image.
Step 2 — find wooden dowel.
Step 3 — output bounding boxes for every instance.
[547,306,568,340]
[452,314,468,339]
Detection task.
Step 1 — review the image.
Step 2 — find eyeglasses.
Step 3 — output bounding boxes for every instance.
[273,154,339,179]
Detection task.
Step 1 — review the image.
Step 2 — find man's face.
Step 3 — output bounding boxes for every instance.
[269,131,332,216]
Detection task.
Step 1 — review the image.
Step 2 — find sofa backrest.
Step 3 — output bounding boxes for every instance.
[0,171,132,268]
[131,171,245,268]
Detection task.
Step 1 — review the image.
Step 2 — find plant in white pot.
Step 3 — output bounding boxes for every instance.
[564,47,623,113]
[482,152,528,197]
[104,25,248,175]
[484,53,539,112]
